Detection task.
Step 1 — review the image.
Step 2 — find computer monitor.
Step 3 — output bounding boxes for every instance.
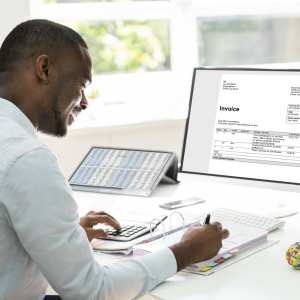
[180,68,300,187]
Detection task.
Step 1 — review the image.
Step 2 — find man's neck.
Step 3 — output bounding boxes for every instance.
[0,81,39,130]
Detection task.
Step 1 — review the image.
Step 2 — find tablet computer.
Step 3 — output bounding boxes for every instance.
[69,147,176,197]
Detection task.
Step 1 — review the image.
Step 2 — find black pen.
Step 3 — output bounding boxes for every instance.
[203,213,210,224]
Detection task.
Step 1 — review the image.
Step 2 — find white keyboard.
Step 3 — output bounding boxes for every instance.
[199,208,286,232]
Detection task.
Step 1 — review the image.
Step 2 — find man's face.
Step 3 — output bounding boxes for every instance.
[38,47,92,137]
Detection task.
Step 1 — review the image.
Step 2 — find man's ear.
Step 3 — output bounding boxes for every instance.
[36,55,51,84]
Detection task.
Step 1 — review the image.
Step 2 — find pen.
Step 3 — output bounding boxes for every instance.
[203,213,210,225]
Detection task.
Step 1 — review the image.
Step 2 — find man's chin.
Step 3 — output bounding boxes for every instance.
[39,124,68,138]
[68,114,75,126]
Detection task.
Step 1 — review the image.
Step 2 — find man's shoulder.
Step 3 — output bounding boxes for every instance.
[0,114,54,160]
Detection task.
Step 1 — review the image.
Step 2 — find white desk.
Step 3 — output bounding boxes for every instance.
[47,174,300,299]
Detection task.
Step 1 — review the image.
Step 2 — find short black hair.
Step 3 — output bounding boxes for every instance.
[0,19,88,73]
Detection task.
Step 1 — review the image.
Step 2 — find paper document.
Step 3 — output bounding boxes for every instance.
[133,222,267,270]
[183,239,279,276]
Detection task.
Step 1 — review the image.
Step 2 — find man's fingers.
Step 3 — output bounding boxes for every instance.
[89,211,120,224]
[211,221,223,230]
[90,228,108,239]
[85,210,95,216]
[221,229,230,239]
[91,215,122,230]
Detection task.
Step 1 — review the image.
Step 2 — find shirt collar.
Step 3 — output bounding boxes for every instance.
[0,97,37,139]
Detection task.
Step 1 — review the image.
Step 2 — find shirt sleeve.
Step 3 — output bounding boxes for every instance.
[1,148,177,300]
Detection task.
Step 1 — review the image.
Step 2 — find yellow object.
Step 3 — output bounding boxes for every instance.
[286,243,300,269]
[198,266,212,272]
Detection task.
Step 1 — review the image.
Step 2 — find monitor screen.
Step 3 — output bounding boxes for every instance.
[69,148,172,190]
[181,68,300,185]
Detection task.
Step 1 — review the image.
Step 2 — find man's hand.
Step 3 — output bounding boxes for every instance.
[79,211,121,242]
[169,222,229,271]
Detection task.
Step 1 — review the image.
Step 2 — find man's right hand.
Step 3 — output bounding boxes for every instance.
[169,222,230,271]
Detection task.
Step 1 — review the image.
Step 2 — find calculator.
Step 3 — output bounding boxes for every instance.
[98,222,158,241]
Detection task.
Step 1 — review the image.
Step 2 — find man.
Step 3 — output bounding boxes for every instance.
[0,20,229,300]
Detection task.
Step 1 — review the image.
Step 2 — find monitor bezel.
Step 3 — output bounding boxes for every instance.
[180,67,300,186]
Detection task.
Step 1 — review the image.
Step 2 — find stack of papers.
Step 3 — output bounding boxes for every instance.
[133,222,268,271]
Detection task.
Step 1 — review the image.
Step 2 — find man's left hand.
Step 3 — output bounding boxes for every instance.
[79,211,121,242]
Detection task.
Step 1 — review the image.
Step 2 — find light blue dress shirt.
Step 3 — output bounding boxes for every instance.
[0,98,177,300]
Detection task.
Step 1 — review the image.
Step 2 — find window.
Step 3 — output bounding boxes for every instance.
[38,0,300,128]
[198,16,300,66]
[61,20,170,75]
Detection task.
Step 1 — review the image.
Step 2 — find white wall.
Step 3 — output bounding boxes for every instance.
[0,0,31,45]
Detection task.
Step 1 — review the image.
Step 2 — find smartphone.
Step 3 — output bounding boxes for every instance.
[159,197,205,210]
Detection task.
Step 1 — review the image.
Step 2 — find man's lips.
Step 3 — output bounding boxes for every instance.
[71,111,77,119]
[69,110,80,125]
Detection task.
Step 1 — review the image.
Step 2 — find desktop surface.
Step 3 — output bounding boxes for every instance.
[47,174,300,299]
[149,175,300,300]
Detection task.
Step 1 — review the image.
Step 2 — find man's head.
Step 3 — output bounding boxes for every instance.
[0,19,92,137]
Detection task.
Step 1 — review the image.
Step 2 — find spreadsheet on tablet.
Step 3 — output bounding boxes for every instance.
[181,68,300,185]
[69,148,171,190]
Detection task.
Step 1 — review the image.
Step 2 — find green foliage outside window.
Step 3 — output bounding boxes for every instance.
[61,20,170,75]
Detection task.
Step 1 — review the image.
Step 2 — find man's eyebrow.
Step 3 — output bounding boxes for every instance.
[83,74,92,85]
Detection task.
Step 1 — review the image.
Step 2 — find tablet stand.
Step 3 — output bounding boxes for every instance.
[160,155,179,184]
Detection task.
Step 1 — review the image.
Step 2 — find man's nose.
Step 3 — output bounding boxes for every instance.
[80,91,88,110]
